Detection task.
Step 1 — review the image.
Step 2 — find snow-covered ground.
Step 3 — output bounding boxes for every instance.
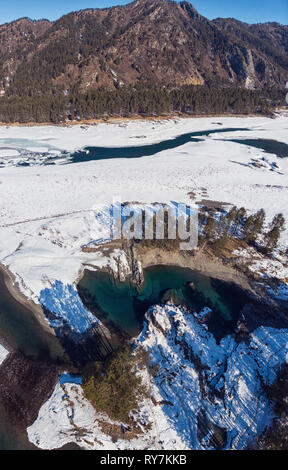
[136,305,288,449]
[27,304,288,450]
[0,115,286,450]
[0,115,287,304]
[27,378,184,450]
[0,343,9,365]
[232,247,288,301]
[0,115,287,153]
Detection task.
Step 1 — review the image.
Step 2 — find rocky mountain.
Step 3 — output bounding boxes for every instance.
[0,0,287,98]
[26,303,288,450]
[135,304,288,449]
[0,18,51,94]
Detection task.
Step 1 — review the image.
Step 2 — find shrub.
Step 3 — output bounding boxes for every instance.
[83,347,148,423]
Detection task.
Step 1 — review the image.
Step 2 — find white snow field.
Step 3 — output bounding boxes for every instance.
[0,115,287,301]
[27,377,185,451]
[0,115,287,449]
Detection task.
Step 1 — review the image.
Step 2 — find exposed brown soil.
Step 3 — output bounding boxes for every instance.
[0,112,272,128]
[135,243,256,293]
[0,350,61,449]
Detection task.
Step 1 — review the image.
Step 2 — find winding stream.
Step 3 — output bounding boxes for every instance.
[2,128,287,168]
[67,127,250,163]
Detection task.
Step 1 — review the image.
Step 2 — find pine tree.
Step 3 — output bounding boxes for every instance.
[243,209,266,244]
[218,213,230,239]
[243,215,256,243]
[253,209,266,236]
[224,206,237,238]
[204,212,216,241]
[265,226,281,252]
[265,213,285,252]
[232,207,246,237]
[271,213,285,231]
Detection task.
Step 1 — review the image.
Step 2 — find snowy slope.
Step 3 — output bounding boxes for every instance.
[27,304,288,450]
[0,116,287,304]
[136,305,288,450]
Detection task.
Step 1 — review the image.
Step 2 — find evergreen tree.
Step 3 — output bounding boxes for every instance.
[265,213,285,252]
[224,206,238,238]
[253,209,266,236]
[232,207,247,237]
[83,347,148,422]
[243,209,266,244]
[0,85,283,123]
[265,226,281,252]
[243,215,256,243]
[271,213,285,231]
[204,212,216,241]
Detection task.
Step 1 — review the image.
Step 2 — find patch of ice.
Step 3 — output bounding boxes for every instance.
[0,148,20,157]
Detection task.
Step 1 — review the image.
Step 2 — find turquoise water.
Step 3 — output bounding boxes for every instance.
[78,265,248,339]
[0,264,248,449]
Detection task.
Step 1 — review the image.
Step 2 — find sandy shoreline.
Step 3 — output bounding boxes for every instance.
[82,239,270,303]
[0,112,272,128]
[0,263,55,338]
[133,244,271,303]
[0,241,276,348]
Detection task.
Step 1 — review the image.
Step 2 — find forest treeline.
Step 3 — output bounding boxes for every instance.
[137,204,286,255]
[200,206,286,255]
[0,84,285,123]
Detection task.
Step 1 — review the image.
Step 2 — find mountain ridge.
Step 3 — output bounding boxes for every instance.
[0,0,287,98]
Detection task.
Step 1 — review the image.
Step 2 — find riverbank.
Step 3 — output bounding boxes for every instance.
[0,263,54,337]
[0,237,285,449]
[133,244,268,301]
[0,265,69,450]
[0,112,275,128]
[0,263,67,361]
[131,243,288,332]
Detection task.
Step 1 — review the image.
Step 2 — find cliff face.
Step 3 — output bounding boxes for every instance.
[24,301,288,450]
[0,0,287,97]
[136,304,288,449]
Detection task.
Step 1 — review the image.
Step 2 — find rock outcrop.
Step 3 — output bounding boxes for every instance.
[136,304,288,449]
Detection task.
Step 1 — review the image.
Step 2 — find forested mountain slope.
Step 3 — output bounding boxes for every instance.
[0,0,287,122]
